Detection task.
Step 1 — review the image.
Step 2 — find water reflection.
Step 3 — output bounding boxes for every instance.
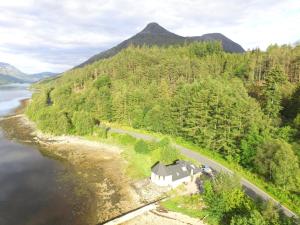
[0,85,90,225]
[0,84,32,116]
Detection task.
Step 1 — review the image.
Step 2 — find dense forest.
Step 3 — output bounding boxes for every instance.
[27,42,300,220]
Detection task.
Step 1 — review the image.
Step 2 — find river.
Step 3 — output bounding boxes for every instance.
[0,84,94,225]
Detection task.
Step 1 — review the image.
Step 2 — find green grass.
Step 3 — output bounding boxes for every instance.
[85,132,183,179]
[161,195,218,225]
[85,133,150,179]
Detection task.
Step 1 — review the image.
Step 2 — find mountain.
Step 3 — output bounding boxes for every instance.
[0,62,57,84]
[0,62,28,83]
[187,33,244,53]
[29,72,58,82]
[77,22,245,67]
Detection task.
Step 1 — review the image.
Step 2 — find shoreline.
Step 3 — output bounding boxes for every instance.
[1,98,206,225]
[0,99,141,223]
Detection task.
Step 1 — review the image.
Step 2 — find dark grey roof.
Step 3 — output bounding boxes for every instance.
[151,160,202,181]
[151,162,169,176]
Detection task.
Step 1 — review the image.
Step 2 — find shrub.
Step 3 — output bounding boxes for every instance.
[134,140,150,154]
[118,134,137,145]
[94,126,110,138]
[160,145,179,164]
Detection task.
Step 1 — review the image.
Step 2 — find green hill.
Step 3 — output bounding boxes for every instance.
[27,42,300,219]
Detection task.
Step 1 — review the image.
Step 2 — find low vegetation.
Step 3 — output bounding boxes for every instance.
[87,132,181,179]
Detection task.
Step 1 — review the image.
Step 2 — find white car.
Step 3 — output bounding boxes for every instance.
[202,165,213,174]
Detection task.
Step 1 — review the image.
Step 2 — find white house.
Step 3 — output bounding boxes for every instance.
[150,160,202,188]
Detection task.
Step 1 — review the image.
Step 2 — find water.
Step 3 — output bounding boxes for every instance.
[0,84,32,116]
[0,84,92,225]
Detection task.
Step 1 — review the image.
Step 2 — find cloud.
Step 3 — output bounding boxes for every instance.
[0,0,299,73]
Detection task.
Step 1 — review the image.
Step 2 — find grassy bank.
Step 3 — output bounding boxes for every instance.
[85,131,193,179]
[101,122,300,216]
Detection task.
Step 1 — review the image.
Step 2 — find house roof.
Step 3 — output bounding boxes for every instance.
[151,162,169,176]
[151,160,202,181]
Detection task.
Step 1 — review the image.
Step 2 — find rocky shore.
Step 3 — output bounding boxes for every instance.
[0,99,172,224]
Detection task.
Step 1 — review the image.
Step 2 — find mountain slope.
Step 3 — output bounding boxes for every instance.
[0,62,29,82]
[0,74,25,84]
[77,22,245,67]
[29,72,58,82]
[0,62,57,84]
[188,33,244,53]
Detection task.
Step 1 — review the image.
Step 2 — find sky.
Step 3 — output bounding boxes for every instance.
[0,0,299,74]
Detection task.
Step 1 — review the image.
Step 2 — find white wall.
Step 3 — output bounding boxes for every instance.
[170,176,191,188]
[151,171,202,188]
[151,172,172,186]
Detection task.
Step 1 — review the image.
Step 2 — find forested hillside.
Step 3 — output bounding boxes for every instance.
[27,42,300,216]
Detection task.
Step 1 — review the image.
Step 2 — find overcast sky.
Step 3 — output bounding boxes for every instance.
[0,0,299,73]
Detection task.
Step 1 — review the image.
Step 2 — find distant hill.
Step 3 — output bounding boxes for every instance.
[0,62,28,83]
[0,74,25,84]
[0,62,57,84]
[29,72,58,82]
[77,22,245,67]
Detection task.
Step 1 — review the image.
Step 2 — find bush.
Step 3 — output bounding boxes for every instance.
[158,137,171,147]
[160,145,179,164]
[118,134,137,145]
[94,126,110,138]
[134,140,150,154]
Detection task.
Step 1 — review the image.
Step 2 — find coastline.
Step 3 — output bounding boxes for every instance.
[0,98,206,225]
[0,99,141,223]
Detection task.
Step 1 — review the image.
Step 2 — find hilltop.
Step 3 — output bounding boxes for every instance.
[77,22,244,67]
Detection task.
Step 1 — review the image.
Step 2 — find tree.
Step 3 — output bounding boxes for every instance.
[261,201,280,225]
[203,173,248,222]
[72,111,94,135]
[152,138,180,164]
[293,114,300,130]
[239,126,266,168]
[261,66,286,123]
[230,210,266,225]
[255,139,300,191]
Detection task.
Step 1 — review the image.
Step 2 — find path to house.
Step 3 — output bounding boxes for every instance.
[110,128,298,218]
